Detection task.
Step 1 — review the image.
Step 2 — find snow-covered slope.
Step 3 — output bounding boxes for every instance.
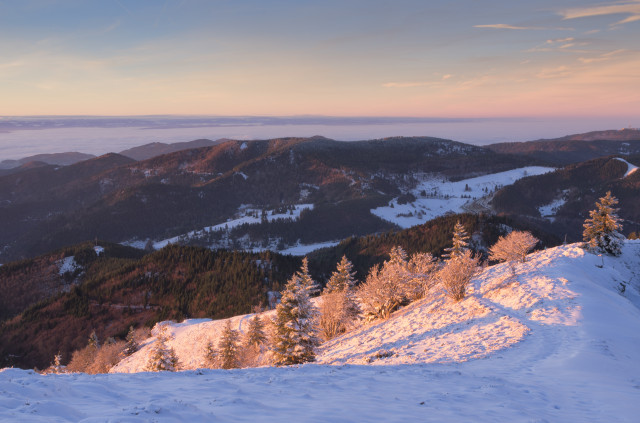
[615,157,638,178]
[2,242,640,421]
[371,166,554,228]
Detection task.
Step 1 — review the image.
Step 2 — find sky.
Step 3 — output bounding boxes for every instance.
[1,0,639,118]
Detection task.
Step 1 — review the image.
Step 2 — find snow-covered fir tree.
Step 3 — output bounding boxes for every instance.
[271,273,319,365]
[202,341,218,368]
[325,255,356,293]
[295,257,321,296]
[244,315,267,349]
[319,256,360,340]
[583,191,624,256]
[46,352,66,374]
[218,320,240,369]
[242,315,267,367]
[443,221,470,260]
[145,326,179,372]
[122,326,139,357]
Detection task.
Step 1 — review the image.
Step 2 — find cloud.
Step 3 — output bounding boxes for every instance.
[382,82,435,88]
[536,65,572,79]
[475,24,573,31]
[546,37,575,44]
[442,74,452,80]
[474,24,541,30]
[579,49,626,63]
[560,1,640,26]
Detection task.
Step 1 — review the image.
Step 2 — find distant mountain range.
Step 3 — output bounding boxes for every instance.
[0,139,222,169]
[487,128,640,165]
[0,136,530,262]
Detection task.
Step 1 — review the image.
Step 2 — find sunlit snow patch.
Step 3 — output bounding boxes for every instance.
[371,166,554,228]
[614,157,638,178]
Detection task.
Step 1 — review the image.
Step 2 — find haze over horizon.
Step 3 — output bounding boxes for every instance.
[1,1,639,119]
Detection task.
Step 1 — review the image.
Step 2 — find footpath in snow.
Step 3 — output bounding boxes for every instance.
[2,242,640,421]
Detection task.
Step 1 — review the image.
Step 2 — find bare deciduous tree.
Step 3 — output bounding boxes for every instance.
[437,250,479,302]
[489,230,539,267]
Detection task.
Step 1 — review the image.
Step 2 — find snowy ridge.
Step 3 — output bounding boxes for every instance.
[2,242,640,421]
[112,242,640,372]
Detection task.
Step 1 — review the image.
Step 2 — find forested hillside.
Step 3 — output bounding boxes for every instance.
[0,136,532,262]
[0,246,301,369]
[491,155,640,240]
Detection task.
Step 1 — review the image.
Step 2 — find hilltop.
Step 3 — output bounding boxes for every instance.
[2,241,639,421]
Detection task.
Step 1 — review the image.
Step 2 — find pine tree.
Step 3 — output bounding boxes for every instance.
[443,221,470,260]
[271,274,319,366]
[203,340,218,368]
[583,191,624,256]
[145,326,179,372]
[47,352,66,374]
[244,316,267,349]
[319,256,360,339]
[122,326,139,357]
[325,255,356,293]
[296,257,321,296]
[218,320,240,369]
[88,330,100,349]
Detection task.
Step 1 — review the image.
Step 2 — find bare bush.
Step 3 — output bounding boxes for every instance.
[67,344,98,373]
[358,247,438,321]
[87,341,125,374]
[358,264,405,320]
[437,250,479,301]
[489,231,539,265]
[404,252,438,301]
[318,290,350,340]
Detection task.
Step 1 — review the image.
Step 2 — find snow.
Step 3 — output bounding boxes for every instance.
[234,171,248,180]
[614,157,638,178]
[239,142,248,150]
[277,240,341,256]
[150,204,314,249]
[3,241,640,421]
[57,256,78,275]
[538,190,569,220]
[371,166,554,228]
[93,246,104,256]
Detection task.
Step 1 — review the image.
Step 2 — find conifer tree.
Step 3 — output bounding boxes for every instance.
[203,340,218,368]
[443,221,470,260]
[47,352,66,374]
[218,320,240,369]
[88,330,100,349]
[296,257,321,296]
[244,316,267,349]
[122,326,139,357]
[583,191,624,256]
[325,255,356,293]
[319,256,360,340]
[271,274,319,365]
[145,326,179,372]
